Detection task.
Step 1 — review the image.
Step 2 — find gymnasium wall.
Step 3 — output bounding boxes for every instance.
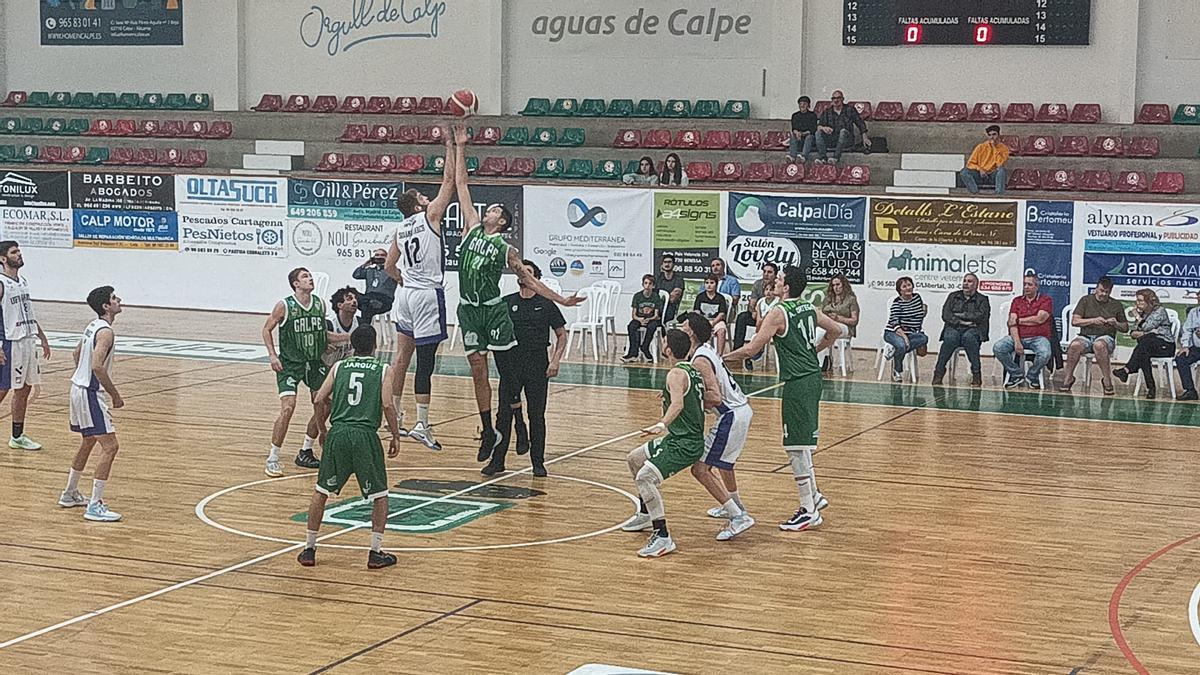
[1135,0,1200,108]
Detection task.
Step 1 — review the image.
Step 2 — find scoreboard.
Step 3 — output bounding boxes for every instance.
[843,0,1091,46]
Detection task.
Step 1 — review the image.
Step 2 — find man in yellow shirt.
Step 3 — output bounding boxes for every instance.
[961,125,1009,194]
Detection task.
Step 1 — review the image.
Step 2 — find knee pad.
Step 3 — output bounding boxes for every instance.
[635,462,663,489]
[786,448,812,477]
[414,343,437,395]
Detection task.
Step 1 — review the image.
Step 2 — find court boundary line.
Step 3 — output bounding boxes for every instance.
[1190,581,1200,648]
[310,599,482,674]
[1108,530,1200,674]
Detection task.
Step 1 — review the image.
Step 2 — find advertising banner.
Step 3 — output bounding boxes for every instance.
[725,236,864,284]
[1077,201,1200,303]
[866,243,1019,296]
[71,171,174,212]
[653,191,720,278]
[72,209,178,249]
[176,175,287,257]
[1023,200,1074,321]
[70,171,177,249]
[0,170,72,248]
[523,186,653,293]
[407,183,523,272]
[287,178,404,262]
[869,198,1018,247]
[728,192,865,240]
[42,0,184,46]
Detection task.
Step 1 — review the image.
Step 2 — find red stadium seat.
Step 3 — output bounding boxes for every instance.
[731,130,761,150]
[1041,169,1077,190]
[181,149,207,167]
[392,96,417,114]
[364,96,391,114]
[204,121,232,139]
[774,161,804,183]
[84,119,113,136]
[345,153,371,172]
[712,161,742,181]
[337,96,365,114]
[415,97,443,115]
[467,126,498,145]
[282,95,310,112]
[1124,137,1160,158]
[310,95,338,113]
[968,103,1002,122]
[339,124,368,142]
[806,163,838,184]
[505,157,535,176]
[113,119,137,136]
[672,129,701,150]
[159,120,185,137]
[366,124,393,143]
[316,151,344,171]
[1007,168,1040,190]
[105,147,136,165]
[851,101,873,120]
[394,125,419,144]
[1069,103,1101,123]
[764,130,790,150]
[905,102,936,121]
[700,130,731,149]
[686,161,713,181]
[157,148,183,167]
[746,162,774,181]
[641,129,671,149]
[1150,171,1185,194]
[179,120,206,138]
[1022,135,1056,155]
[837,164,871,185]
[1135,103,1171,124]
[36,146,65,163]
[477,156,506,176]
[397,154,425,173]
[814,100,831,117]
[134,119,160,137]
[134,147,158,166]
[1035,103,1069,123]
[367,154,397,172]
[873,101,904,121]
[417,125,445,144]
[1078,170,1112,192]
[252,94,282,112]
[1057,136,1089,156]
[65,146,86,164]
[613,129,641,148]
[999,135,1022,155]
[1091,136,1123,157]
[935,102,968,122]
[1,91,28,107]
[1113,171,1148,192]
[1003,103,1034,123]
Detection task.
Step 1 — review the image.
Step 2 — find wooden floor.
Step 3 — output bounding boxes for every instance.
[1,302,1198,673]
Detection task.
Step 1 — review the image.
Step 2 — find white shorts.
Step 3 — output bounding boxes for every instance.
[392,287,448,346]
[69,385,116,437]
[702,403,753,470]
[0,336,41,390]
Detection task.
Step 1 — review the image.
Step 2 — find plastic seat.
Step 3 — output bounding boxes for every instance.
[133,147,158,165]
[1135,103,1171,124]
[664,99,692,118]
[591,159,623,180]
[505,157,535,176]
[393,125,419,144]
[179,120,205,138]
[1057,135,1089,156]
[692,99,720,118]
[1022,135,1056,155]
[837,164,871,185]
[905,102,937,121]
[641,129,671,149]
[417,125,445,144]
[1,91,28,107]
[84,119,113,136]
[133,119,160,137]
[700,130,731,149]
[873,102,904,120]
[1173,104,1200,124]
[711,161,742,181]
[1091,136,1123,157]
[746,162,774,181]
[63,145,86,163]
[520,97,551,116]
[364,96,390,114]
[808,100,828,117]
[157,148,183,167]
[1150,171,1185,194]
[1003,103,1035,122]
[527,127,557,146]
[302,94,334,113]
[968,103,1002,122]
[105,147,135,165]
[612,128,641,148]
[499,126,530,146]
[999,135,1022,155]
[185,93,211,110]
[806,163,838,184]
[0,118,17,134]
[367,154,398,173]
[635,99,664,117]
[115,93,140,109]
[774,161,805,183]
[83,147,109,164]
[550,98,578,116]
[365,124,392,143]
[282,95,310,112]
[414,97,443,115]
[36,146,64,163]
[157,120,184,137]
[164,93,188,109]
[731,130,762,150]
[204,121,232,139]
[1113,171,1149,192]
[73,92,96,109]
[392,96,417,114]
[47,92,72,108]
[0,145,16,162]
[851,101,873,120]
[1124,136,1159,158]
[17,144,38,162]
[24,92,52,107]
[316,152,343,171]
[935,102,968,122]
[578,98,606,116]
[19,118,43,135]
[604,99,634,117]
[672,129,701,150]
[1007,168,1040,190]
[464,156,480,175]
[181,149,207,167]
[44,118,68,135]
[686,161,713,181]
[396,154,425,173]
[624,159,641,175]
[556,127,584,147]
[1069,103,1101,123]
[1035,103,1069,123]
[1041,169,1077,190]
[1078,170,1112,192]
[764,130,790,149]
[721,100,750,118]
[140,93,164,109]
[563,158,593,179]
[477,156,506,176]
[345,153,371,172]
[472,126,501,145]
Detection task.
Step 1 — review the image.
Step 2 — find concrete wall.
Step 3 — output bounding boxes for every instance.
[1135,0,1200,106]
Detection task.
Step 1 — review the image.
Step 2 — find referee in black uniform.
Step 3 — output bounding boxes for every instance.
[483,259,567,477]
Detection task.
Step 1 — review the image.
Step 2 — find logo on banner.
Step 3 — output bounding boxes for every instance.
[293,221,323,255]
[549,257,567,277]
[568,198,607,228]
[185,177,280,205]
[874,217,900,241]
[726,236,800,279]
[1085,253,1200,289]
[300,0,448,56]
[732,196,767,233]
[870,199,1017,247]
[886,248,998,275]
[0,173,36,198]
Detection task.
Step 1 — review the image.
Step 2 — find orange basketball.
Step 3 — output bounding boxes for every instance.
[448,89,478,117]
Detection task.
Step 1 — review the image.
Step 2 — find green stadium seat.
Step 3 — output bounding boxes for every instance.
[19,118,44,134]
[48,92,72,108]
[72,92,96,108]
[186,93,212,110]
[635,99,664,117]
[1173,104,1200,124]
[556,127,585,147]
[95,93,118,108]
[116,93,140,108]
[66,118,90,135]
[579,99,606,116]
[0,118,18,134]
[0,145,16,162]
[420,154,446,174]
[693,99,720,118]
[19,144,39,162]
[83,147,110,164]
[140,93,165,109]
[164,93,188,109]
[519,98,551,116]
[721,100,751,118]
[604,99,634,117]
[664,99,692,118]
[44,118,68,135]
[498,126,530,145]
[549,98,578,116]
[26,92,51,107]
[527,127,557,146]
[624,159,641,175]
[465,156,479,174]
[591,159,623,180]
[533,157,564,178]
[563,159,593,179]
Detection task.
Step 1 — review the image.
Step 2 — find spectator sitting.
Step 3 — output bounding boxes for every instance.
[710,256,742,316]
[1060,276,1126,395]
[787,96,818,163]
[655,253,685,324]
[815,90,870,165]
[693,274,730,354]
[1173,294,1200,401]
[659,153,689,186]
[622,274,664,364]
[882,276,927,382]
[992,273,1053,388]
[932,273,990,386]
[352,248,398,323]
[622,155,659,186]
[820,273,860,350]
[1112,289,1175,399]
[732,262,778,370]
[961,125,1010,195]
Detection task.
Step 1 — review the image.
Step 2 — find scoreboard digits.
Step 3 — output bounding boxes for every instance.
[843,0,1091,46]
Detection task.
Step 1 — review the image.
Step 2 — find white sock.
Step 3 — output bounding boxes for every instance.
[729,490,744,510]
[806,449,819,494]
[796,476,815,513]
[305,530,317,549]
[302,435,316,451]
[268,444,280,462]
[370,531,384,552]
[723,498,744,517]
[90,479,107,505]
[66,468,82,493]
[417,403,429,425]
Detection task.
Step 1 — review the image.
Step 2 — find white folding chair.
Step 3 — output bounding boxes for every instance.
[1061,304,1102,387]
[543,278,563,296]
[372,313,396,351]
[565,286,608,360]
[875,336,919,382]
[593,280,622,353]
[311,271,331,308]
[1132,308,1181,399]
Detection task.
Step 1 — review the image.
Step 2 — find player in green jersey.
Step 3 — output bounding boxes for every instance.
[724,266,845,532]
[451,124,584,462]
[297,325,404,569]
[620,328,707,558]
[262,267,349,478]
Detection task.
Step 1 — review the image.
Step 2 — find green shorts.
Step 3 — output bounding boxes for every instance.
[276,358,328,397]
[782,374,822,450]
[644,436,704,480]
[457,302,517,355]
[315,426,389,500]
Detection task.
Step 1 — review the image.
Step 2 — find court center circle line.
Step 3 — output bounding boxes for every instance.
[1190,580,1200,648]
[195,468,640,552]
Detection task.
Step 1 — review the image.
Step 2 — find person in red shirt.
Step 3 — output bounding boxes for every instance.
[992,273,1053,388]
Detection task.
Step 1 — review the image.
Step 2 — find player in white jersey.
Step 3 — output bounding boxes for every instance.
[323,287,360,367]
[383,125,455,452]
[0,241,51,451]
[679,312,756,541]
[58,286,125,522]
